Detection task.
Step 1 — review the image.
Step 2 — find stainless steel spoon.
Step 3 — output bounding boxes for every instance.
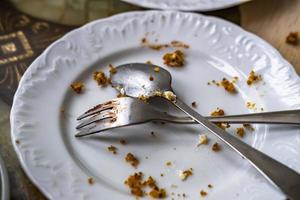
[110,63,300,199]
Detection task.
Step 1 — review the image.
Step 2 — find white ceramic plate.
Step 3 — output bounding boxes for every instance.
[121,0,250,11]
[11,11,300,200]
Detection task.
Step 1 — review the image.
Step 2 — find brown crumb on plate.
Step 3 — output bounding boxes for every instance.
[286,32,298,45]
[191,101,197,108]
[216,122,230,130]
[15,139,20,144]
[163,50,185,67]
[149,75,154,81]
[243,124,254,131]
[200,190,207,197]
[107,145,117,154]
[93,71,108,86]
[178,168,193,181]
[247,70,262,85]
[165,161,172,166]
[208,184,213,188]
[236,127,245,138]
[119,139,126,145]
[246,101,256,110]
[125,153,139,167]
[220,78,236,93]
[210,108,225,116]
[71,82,84,94]
[108,64,117,74]
[88,177,94,185]
[212,142,221,152]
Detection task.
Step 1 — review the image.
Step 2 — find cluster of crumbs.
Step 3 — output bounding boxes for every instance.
[71,82,84,94]
[286,32,299,45]
[210,108,225,116]
[107,145,117,154]
[220,78,236,94]
[197,134,208,146]
[124,172,167,198]
[212,143,221,152]
[93,70,108,86]
[163,50,185,67]
[247,70,262,85]
[125,153,139,168]
[178,168,193,181]
[236,127,245,138]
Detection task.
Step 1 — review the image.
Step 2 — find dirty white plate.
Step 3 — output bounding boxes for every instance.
[11,11,300,199]
[122,0,250,11]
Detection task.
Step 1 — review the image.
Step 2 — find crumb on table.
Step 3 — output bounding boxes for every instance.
[71,82,84,94]
[286,32,299,45]
[163,50,185,67]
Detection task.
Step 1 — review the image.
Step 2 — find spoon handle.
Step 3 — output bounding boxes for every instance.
[173,98,300,200]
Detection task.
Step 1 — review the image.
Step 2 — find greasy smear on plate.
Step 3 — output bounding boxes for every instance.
[71,82,84,94]
[141,37,189,51]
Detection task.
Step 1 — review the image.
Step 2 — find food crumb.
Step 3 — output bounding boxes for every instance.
[197,134,208,146]
[151,131,156,137]
[160,173,164,177]
[163,50,185,67]
[246,101,256,110]
[15,139,20,144]
[191,101,197,108]
[149,75,154,81]
[125,153,139,168]
[138,94,149,102]
[154,67,160,72]
[108,64,117,74]
[216,122,230,130]
[88,177,94,185]
[236,127,245,138]
[170,40,190,49]
[119,139,126,145]
[149,188,167,198]
[163,91,177,102]
[220,78,236,93]
[210,108,225,116]
[212,143,221,152]
[200,190,207,197]
[247,70,262,85]
[71,82,84,94]
[107,145,117,154]
[146,60,153,64]
[124,172,144,197]
[166,161,172,166]
[60,107,65,113]
[208,184,213,188]
[93,71,108,86]
[178,168,193,181]
[286,32,298,45]
[243,124,254,131]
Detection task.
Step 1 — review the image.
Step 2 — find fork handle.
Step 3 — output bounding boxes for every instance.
[172,98,300,200]
[160,109,300,125]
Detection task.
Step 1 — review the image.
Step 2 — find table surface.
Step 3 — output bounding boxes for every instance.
[0,0,299,199]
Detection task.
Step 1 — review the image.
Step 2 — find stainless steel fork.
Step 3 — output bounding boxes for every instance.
[75,97,300,137]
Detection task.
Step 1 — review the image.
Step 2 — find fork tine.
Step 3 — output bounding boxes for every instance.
[75,121,122,137]
[77,100,116,120]
[76,110,114,129]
